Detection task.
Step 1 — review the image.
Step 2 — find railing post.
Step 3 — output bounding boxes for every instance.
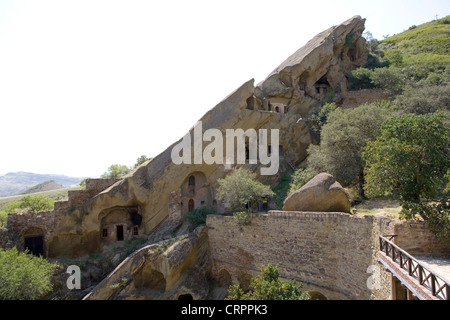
[418,265,423,284]
[408,257,412,276]
[431,274,436,296]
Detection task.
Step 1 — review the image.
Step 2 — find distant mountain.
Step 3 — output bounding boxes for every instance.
[0,172,84,197]
[20,180,65,195]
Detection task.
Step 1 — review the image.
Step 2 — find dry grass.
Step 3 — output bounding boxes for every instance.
[352,199,403,221]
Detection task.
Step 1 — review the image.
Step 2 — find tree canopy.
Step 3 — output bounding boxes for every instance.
[226,264,310,300]
[216,168,274,211]
[307,102,392,197]
[363,113,449,203]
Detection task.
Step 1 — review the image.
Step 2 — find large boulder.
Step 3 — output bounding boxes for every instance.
[282,173,351,213]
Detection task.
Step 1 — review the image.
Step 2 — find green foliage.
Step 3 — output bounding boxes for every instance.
[0,211,8,228]
[363,113,449,202]
[381,16,450,55]
[233,210,252,226]
[400,197,450,243]
[216,169,274,211]
[226,264,310,300]
[0,247,57,300]
[307,103,392,195]
[124,238,148,256]
[187,206,216,226]
[101,164,130,179]
[79,178,89,187]
[345,32,355,47]
[133,155,151,169]
[307,102,338,139]
[19,195,54,213]
[370,67,405,92]
[349,68,376,90]
[288,168,317,196]
[391,84,450,115]
[272,173,293,209]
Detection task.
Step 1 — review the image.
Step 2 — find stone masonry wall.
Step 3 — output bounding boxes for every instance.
[391,221,450,255]
[207,211,393,300]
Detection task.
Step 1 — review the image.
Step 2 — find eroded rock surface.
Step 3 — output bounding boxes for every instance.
[283,172,351,213]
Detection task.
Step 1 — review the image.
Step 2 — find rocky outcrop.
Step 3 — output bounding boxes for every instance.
[1,16,368,276]
[255,15,367,116]
[282,173,351,213]
[83,226,210,300]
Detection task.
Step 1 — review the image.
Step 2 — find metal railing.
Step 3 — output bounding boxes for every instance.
[379,235,450,300]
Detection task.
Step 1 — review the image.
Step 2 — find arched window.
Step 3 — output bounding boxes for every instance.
[188,175,195,186]
[188,199,195,212]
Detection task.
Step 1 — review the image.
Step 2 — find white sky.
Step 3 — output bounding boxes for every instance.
[0,0,449,178]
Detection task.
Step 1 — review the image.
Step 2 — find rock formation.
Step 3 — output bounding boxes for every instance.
[283,172,351,213]
[0,15,369,300]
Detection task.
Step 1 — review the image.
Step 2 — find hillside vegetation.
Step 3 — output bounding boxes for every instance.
[19,180,64,195]
[281,16,450,240]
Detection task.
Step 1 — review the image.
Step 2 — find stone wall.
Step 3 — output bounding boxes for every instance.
[391,221,450,255]
[341,88,391,109]
[207,211,393,300]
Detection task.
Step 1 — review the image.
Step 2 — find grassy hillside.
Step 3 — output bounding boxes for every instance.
[0,186,82,212]
[19,180,64,195]
[0,172,84,197]
[381,16,450,55]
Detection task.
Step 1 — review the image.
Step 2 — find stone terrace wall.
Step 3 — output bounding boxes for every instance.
[207,211,393,300]
[391,221,450,255]
[54,178,120,211]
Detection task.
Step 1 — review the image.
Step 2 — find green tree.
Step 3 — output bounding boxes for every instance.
[370,67,404,92]
[133,155,151,169]
[307,102,392,197]
[0,247,57,299]
[288,168,317,196]
[391,84,450,115]
[101,164,130,179]
[363,113,449,203]
[19,195,54,213]
[348,68,375,90]
[307,102,337,140]
[226,264,310,300]
[216,169,274,212]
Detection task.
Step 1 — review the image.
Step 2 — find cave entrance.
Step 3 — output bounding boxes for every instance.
[24,235,44,257]
[178,294,193,300]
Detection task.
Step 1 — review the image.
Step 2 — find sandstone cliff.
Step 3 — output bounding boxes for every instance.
[1,16,369,265]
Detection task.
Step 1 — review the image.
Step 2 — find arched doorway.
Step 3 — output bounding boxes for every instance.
[188,199,195,212]
[178,293,193,300]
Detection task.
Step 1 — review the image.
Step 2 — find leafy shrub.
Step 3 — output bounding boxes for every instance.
[0,247,57,299]
[348,68,375,90]
[288,168,317,196]
[217,169,274,212]
[19,195,54,213]
[187,206,216,226]
[226,264,310,300]
[233,210,251,226]
[392,84,450,115]
[370,67,404,92]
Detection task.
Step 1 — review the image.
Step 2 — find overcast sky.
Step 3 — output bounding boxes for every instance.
[0,0,449,177]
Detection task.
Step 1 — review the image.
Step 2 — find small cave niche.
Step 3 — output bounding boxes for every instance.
[178,293,194,300]
[314,75,331,96]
